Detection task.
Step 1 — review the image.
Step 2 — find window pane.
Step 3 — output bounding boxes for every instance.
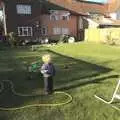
[28,27,32,36]
[23,28,28,36]
[18,27,22,36]
[62,28,69,34]
[16,5,31,14]
[17,27,32,36]
[53,28,61,35]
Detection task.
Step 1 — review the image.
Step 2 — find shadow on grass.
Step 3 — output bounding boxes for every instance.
[0,80,71,109]
[0,115,9,120]
[0,47,118,109]
[0,48,116,92]
[55,75,119,91]
[47,50,119,90]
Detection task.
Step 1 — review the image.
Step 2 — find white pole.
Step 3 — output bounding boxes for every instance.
[2,2,7,35]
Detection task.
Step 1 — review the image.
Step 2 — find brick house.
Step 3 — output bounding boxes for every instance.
[2,0,43,41]
[1,0,119,42]
[39,10,78,40]
[0,0,88,42]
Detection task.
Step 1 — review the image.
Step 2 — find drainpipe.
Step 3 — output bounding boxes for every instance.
[76,15,79,41]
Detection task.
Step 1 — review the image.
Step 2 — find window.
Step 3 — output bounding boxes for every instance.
[50,10,59,21]
[18,27,33,36]
[79,17,83,29]
[61,15,70,20]
[53,28,61,35]
[61,12,70,20]
[50,10,70,21]
[50,15,59,21]
[53,27,69,35]
[16,4,31,15]
[62,28,69,34]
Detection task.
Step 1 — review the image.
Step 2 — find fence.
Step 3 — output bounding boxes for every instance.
[85,28,120,45]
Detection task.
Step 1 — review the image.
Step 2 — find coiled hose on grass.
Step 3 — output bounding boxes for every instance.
[0,80,72,111]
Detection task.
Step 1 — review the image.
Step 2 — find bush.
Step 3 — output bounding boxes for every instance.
[105,31,120,45]
[7,32,19,47]
[49,35,70,43]
[105,32,114,45]
[60,35,70,43]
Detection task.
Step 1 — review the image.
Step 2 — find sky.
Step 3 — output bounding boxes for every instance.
[84,0,108,3]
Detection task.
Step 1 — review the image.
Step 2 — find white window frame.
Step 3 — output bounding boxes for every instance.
[16,4,31,15]
[18,27,33,36]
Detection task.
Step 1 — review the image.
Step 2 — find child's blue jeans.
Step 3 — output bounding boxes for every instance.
[44,76,53,94]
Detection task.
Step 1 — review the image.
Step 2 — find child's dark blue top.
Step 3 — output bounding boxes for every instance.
[41,63,56,77]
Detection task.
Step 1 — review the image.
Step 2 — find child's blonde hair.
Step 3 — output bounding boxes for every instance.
[42,54,51,63]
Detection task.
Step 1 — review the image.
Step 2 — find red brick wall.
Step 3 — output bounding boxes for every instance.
[40,14,77,37]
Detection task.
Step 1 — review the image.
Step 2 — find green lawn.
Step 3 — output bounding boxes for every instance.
[0,42,120,120]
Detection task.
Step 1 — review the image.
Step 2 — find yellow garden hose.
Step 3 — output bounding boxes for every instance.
[0,80,72,111]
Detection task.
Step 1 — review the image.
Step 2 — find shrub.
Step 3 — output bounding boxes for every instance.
[49,35,70,43]
[7,32,19,47]
[105,31,120,45]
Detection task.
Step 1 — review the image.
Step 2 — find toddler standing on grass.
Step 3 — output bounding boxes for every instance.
[41,54,56,95]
